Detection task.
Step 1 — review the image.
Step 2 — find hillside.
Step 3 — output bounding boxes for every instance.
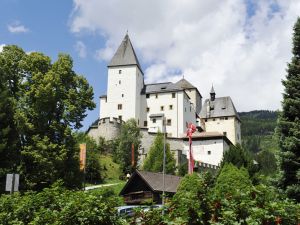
[239,110,279,154]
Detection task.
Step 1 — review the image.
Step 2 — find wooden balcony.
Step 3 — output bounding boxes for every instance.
[123,191,154,204]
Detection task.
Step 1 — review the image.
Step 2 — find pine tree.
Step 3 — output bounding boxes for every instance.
[143,132,176,174]
[277,18,300,201]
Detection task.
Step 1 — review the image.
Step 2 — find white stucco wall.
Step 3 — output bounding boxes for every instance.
[184,139,229,166]
[179,92,197,137]
[204,116,240,145]
[143,91,180,137]
[185,89,202,115]
[100,65,143,122]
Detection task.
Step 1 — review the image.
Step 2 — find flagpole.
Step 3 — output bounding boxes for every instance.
[162,115,166,207]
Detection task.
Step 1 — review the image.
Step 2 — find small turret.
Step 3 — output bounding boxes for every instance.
[210,85,216,101]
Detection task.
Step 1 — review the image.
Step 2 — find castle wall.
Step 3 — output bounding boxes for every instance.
[204,116,237,144]
[87,117,121,142]
[139,129,185,166]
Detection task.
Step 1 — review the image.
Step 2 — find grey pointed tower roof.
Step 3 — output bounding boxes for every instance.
[108,34,143,73]
[210,85,215,94]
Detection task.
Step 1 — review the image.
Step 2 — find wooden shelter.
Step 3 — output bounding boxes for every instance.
[119,170,182,205]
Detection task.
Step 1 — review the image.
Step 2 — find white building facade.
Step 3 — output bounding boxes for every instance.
[89,34,241,167]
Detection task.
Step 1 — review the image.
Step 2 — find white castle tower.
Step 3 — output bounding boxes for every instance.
[100,34,144,124]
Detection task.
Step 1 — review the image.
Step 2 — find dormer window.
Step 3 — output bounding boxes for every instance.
[119,70,122,74]
[161,87,166,90]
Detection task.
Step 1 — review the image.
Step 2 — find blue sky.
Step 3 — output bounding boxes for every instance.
[0,0,109,130]
[1,0,299,131]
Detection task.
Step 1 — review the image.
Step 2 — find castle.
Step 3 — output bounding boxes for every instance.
[88,34,241,167]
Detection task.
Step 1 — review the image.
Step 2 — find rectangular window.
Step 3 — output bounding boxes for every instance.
[205,119,208,122]
[155,94,158,98]
[144,121,148,127]
[119,70,122,74]
[223,132,227,136]
[119,80,121,84]
[146,94,150,98]
[153,118,156,123]
[225,117,228,120]
[167,119,172,126]
[208,151,211,155]
[122,94,124,97]
[213,118,216,121]
[160,106,164,111]
[119,115,122,121]
[169,105,173,110]
[117,104,122,110]
[172,93,176,98]
[146,107,150,112]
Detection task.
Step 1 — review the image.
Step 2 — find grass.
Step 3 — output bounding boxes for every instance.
[99,154,123,183]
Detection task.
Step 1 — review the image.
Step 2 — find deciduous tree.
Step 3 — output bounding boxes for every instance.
[0,46,95,191]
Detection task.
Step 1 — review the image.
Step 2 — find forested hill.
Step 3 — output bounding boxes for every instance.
[239,110,278,136]
[238,110,279,158]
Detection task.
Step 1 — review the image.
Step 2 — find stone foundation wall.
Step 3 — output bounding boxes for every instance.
[139,129,186,166]
[87,117,122,142]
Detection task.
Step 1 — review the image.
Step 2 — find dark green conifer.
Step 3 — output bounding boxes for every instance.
[277,17,300,201]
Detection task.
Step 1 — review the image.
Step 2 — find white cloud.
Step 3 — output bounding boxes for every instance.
[7,21,29,33]
[75,41,87,58]
[70,0,300,111]
[0,44,6,52]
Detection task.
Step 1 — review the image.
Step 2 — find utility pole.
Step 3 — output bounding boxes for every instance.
[162,116,166,209]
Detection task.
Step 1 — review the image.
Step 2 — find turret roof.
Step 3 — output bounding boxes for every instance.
[200,96,240,121]
[108,34,142,72]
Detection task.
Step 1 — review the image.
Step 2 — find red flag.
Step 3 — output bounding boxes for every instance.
[131,143,135,167]
[186,123,196,174]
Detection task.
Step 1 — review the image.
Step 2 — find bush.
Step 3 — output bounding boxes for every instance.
[0,181,124,224]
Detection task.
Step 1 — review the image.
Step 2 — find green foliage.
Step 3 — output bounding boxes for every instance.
[240,110,280,155]
[0,45,96,191]
[116,119,141,173]
[239,110,278,136]
[74,132,103,184]
[143,132,176,174]
[213,164,252,199]
[221,144,259,181]
[177,161,188,176]
[0,182,123,224]
[255,150,277,175]
[169,173,214,224]
[100,154,122,182]
[276,17,300,202]
[0,47,21,192]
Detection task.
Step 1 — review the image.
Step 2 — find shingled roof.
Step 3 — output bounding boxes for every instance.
[120,170,182,195]
[108,34,142,72]
[175,78,196,89]
[200,96,240,121]
[143,82,182,94]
